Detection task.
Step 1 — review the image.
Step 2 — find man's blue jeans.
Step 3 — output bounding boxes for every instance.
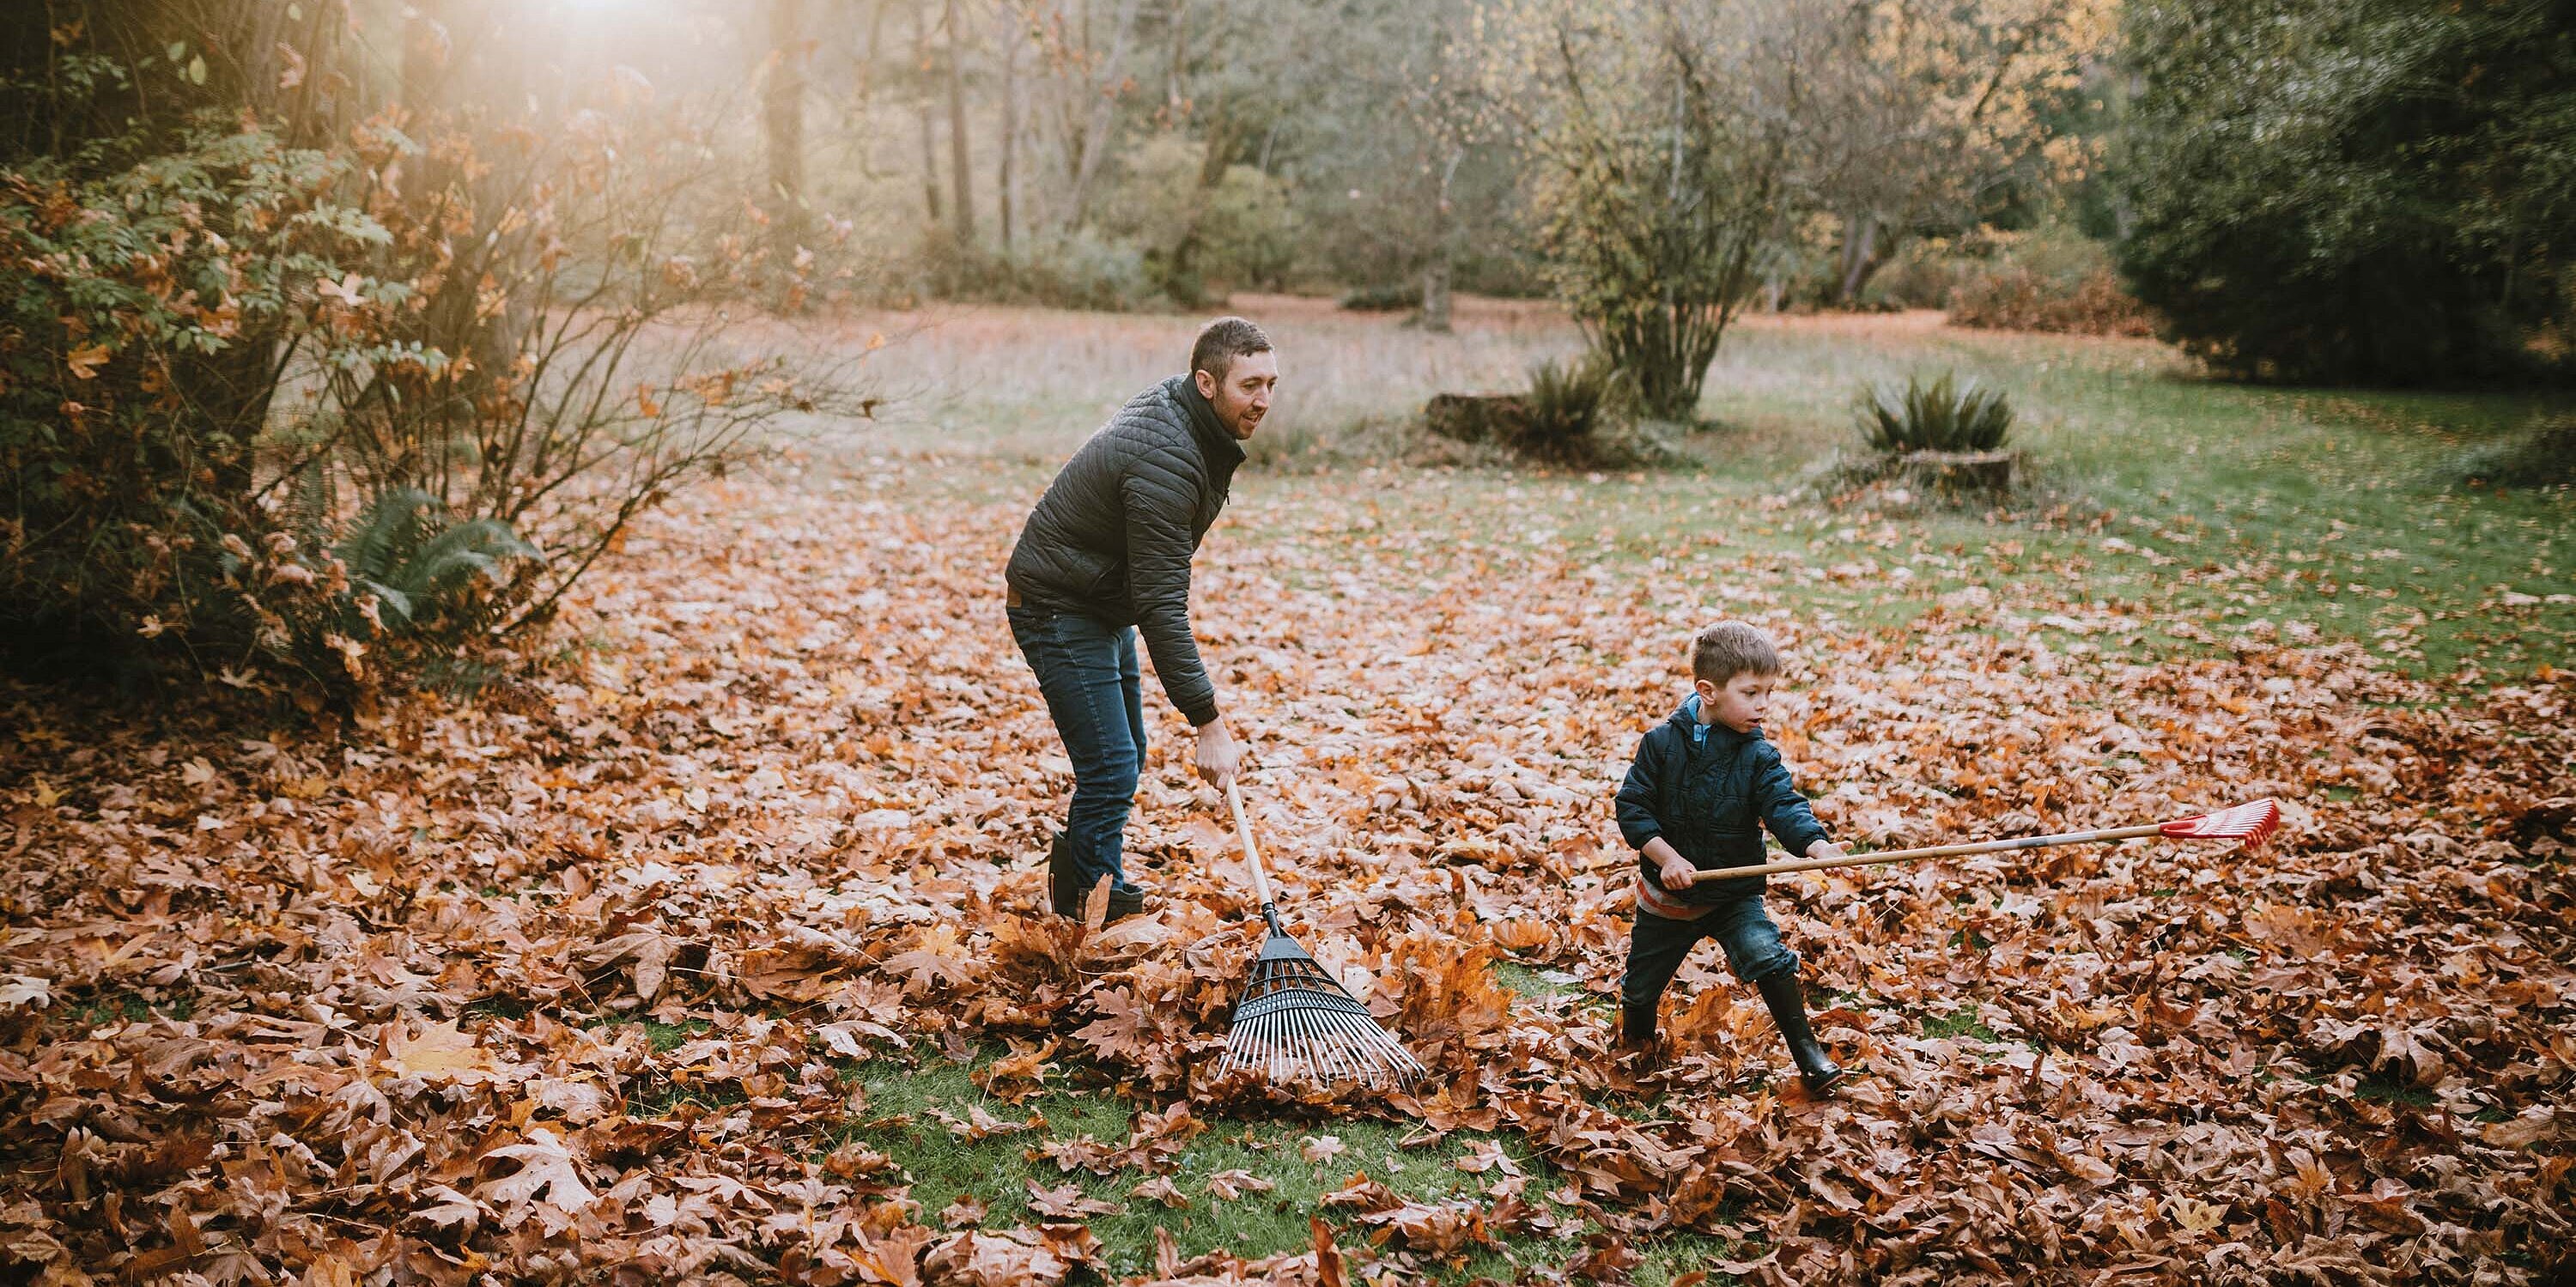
[1008,604,1147,896]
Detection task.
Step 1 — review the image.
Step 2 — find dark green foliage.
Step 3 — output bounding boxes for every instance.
[2454,416,2576,489]
[1338,282,1424,313]
[2114,0,2576,385]
[1856,372,2015,453]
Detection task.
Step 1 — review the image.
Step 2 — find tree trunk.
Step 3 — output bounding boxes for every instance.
[763,0,809,299]
[944,0,974,246]
[1837,210,1882,307]
[997,9,1018,252]
[1420,149,1461,334]
[1158,106,1231,306]
[1064,0,1145,228]
[914,3,942,228]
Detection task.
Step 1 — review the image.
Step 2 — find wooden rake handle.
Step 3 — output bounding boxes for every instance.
[1685,823,2167,884]
[1225,777,1274,908]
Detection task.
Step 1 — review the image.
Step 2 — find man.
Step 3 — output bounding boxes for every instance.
[1005,316,1277,920]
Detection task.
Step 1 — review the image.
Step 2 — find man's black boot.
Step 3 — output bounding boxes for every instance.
[1755,972,1846,1095]
[1046,832,1080,917]
[1104,884,1147,921]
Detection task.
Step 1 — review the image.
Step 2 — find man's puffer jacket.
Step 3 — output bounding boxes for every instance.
[1005,373,1244,727]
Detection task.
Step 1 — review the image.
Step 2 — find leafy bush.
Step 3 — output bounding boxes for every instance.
[2453,416,2576,490]
[1948,266,2156,337]
[1199,164,1301,292]
[1856,372,2015,453]
[923,229,1169,312]
[1512,8,1793,420]
[0,120,374,686]
[1941,228,2157,337]
[2114,0,2576,385]
[2,19,863,699]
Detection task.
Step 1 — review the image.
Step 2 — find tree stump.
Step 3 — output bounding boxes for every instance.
[1424,393,1534,445]
[1899,450,2015,496]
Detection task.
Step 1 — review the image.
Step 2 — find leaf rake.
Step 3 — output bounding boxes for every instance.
[1686,798,2284,884]
[1218,779,1425,1088]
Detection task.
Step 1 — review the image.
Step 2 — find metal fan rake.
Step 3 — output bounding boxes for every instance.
[1217,779,1425,1088]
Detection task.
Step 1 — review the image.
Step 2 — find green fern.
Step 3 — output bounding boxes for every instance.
[1855,371,2015,453]
[333,488,539,631]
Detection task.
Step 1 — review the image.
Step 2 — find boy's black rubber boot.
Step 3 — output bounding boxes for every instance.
[1615,1004,1660,1058]
[1755,972,1846,1096]
[1104,885,1147,922]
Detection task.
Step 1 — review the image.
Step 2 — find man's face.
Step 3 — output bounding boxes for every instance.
[1194,349,1279,440]
[1695,671,1776,734]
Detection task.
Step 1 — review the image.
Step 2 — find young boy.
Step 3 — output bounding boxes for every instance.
[1613,621,1849,1093]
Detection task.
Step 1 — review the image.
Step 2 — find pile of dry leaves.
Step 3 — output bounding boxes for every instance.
[3,470,2568,1285]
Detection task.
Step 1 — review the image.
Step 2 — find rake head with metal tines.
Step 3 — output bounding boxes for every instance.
[1220,909,1426,1087]
[1217,779,1425,1089]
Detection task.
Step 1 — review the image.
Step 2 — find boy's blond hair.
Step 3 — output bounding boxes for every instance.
[1691,620,1782,685]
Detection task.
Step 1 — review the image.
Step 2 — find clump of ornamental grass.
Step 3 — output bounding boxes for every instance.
[1854,370,2015,454]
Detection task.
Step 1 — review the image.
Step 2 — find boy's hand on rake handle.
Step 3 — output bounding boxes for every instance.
[1645,838,1696,891]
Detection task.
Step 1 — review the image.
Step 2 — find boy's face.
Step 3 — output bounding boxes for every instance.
[1694,671,1777,734]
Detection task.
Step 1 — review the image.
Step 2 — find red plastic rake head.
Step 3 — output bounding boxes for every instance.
[2159,798,2281,847]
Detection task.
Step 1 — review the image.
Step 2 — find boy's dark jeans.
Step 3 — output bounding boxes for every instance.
[1008,604,1148,897]
[1621,895,1799,1011]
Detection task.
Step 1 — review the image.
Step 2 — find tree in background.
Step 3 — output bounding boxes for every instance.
[1791,0,2115,306]
[2116,0,2576,385]
[1494,0,1806,420]
[763,0,815,304]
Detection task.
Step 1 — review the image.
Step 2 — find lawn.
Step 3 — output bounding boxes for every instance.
[1,297,2567,1285]
[840,295,2570,682]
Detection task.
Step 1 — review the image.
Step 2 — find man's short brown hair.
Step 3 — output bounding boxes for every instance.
[1190,316,1273,382]
[1692,620,1783,685]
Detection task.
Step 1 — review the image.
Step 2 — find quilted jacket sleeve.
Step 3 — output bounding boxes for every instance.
[1752,741,1829,856]
[1615,730,1668,852]
[1120,443,1219,726]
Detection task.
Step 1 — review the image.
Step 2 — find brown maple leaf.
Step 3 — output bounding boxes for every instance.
[1206,1169,1275,1201]
[1070,985,1160,1064]
[938,1193,987,1229]
[879,923,979,994]
[1024,1180,1121,1219]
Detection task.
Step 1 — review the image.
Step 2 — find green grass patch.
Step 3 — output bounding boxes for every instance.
[1491,961,1586,1002]
[63,990,194,1029]
[828,1048,1736,1283]
[2354,1071,2438,1109]
[1921,1009,1999,1043]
